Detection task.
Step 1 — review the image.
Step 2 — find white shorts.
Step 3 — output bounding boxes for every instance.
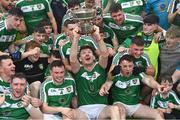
[43,113,62,120]
[79,104,107,120]
[114,102,141,116]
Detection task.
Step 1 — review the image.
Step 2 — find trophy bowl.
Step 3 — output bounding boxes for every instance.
[71,8,96,20]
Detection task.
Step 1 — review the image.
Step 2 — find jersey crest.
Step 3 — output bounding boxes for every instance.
[81,71,100,82]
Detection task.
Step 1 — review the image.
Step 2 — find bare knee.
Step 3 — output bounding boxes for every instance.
[107,106,118,114]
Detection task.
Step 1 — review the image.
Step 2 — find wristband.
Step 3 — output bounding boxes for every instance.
[25,104,33,112]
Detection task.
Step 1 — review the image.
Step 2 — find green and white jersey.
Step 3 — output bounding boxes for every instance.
[103,13,143,44]
[74,62,108,106]
[0,20,18,51]
[60,36,98,60]
[103,23,116,46]
[0,94,29,119]
[54,33,67,49]
[112,49,151,71]
[40,78,76,107]
[0,77,10,94]
[44,33,54,46]
[112,73,145,105]
[16,0,51,34]
[115,0,145,15]
[151,91,180,109]
[19,36,50,55]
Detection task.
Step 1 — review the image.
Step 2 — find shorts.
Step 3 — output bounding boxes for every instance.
[43,113,62,120]
[79,104,107,120]
[114,102,141,116]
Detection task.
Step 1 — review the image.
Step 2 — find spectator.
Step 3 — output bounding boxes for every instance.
[151,74,180,119]
[144,0,171,30]
[167,0,180,26]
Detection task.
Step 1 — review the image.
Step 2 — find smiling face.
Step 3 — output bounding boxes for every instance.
[8,15,23,30]
[111,10,124,25]
[0,59,15,79]
[120,60,134,77]
[11,77,26,99]
[130,44,144,58]
[27,48,40,62]
[51,66,65,85]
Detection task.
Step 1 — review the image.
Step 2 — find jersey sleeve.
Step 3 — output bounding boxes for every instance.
[170,91,180,105]
[150,95,158,108]
[40,81,48,103]
[44,0,51,12]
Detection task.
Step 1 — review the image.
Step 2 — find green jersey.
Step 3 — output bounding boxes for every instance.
[112,49,151,72]
[103,23,117,46]
[54,33,67,49]
[16,0,51,34]
[40,78,76,107]
[74,63,108,106]
[151,91,180,109]
[0,20,18,51]
[112,73,145,105]
[60,36,98,60]
[20,35,50,54]
[0,77,10,93]
[115,0,145,15]
[103,13,143,44]
[0,94,30,119]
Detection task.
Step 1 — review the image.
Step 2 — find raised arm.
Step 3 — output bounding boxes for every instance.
[141,73,164,92]
[91,26,109,69]
[69,27,81,74]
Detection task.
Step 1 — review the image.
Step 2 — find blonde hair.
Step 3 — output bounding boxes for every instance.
[166,25,180,39]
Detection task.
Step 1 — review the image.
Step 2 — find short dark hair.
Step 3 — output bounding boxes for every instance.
[12,73,26,83]
[110,3,122,14]
[119,54,135,64]
[33,26,46,34]
[49,60,64,71]
[79,45,96,56]
[68,0,80,8]
[143,14,159,24]
[50,50,61,59]
[38,19,52,27]
[8,7,23,18]
[131,36,144,46]
[158,74,173,84]
[0,55,12,66]
[64,19,78,27]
